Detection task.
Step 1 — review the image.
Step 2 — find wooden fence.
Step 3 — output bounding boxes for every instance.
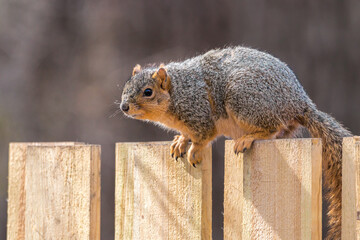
[6,137,360,239]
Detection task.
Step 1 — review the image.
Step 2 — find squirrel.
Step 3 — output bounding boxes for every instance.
[120,46,352,239]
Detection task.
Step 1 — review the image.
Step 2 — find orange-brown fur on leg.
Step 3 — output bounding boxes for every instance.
[275,120,300,139]
[225,112,279,154]
[275,120,311,139]
[187,142,206,167]
[234,130,278,154]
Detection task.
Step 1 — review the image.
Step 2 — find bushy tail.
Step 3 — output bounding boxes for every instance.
[300,108,352,239]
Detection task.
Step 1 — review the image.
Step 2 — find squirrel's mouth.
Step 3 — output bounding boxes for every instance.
[129,113,143,119]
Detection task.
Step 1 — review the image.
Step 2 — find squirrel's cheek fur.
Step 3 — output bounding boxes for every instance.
[131,92,171,122]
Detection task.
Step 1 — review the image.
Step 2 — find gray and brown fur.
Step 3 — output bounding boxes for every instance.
[121,46,352,239]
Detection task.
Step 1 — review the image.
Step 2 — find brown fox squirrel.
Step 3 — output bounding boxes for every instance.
[120,46,352,239]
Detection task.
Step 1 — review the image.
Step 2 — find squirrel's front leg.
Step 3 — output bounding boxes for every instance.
[187,141,207,168]
[170,135,190,161]
[170,135,207,167]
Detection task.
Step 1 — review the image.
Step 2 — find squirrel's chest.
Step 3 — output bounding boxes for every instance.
[156,113,192,135]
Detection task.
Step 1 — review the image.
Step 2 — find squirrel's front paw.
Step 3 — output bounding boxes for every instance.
[170,135,189,161]
[188,144,203,168]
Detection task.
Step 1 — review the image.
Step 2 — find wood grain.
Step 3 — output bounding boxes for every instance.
[7,142,100,240]
[115,142,212,240]
[342,136,360,239]
[224,138,322,240]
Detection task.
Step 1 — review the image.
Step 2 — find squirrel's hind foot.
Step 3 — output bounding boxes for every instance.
[234,130,278,154]
[234,136,255,154]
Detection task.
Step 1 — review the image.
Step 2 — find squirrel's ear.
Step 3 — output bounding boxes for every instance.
[132,64,141,76]
[152,68,171,90]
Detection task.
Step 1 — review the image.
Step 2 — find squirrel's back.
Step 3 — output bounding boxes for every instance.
[199,47,314,126]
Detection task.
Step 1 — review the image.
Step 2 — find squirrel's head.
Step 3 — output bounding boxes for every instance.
[120,64,171,121]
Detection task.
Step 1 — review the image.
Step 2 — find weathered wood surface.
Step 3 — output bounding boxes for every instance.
[342,136,360,239]
[7,142,100,240]
[224,138,322,240]
[115,142,212,240]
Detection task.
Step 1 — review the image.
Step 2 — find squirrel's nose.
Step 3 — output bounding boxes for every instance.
[121,102,130,112]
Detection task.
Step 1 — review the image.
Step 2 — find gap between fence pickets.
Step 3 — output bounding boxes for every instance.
[7,142,100,240]
[224,138,322,240]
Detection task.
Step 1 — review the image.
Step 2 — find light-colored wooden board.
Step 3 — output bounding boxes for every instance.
[342,136,360,239]
[224,138,322,240]
[7,142,100,240]
[7,142,84,240]
[223,140,243,240]
[115,142,212,240]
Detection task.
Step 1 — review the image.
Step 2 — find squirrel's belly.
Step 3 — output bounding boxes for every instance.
[215,117,247,139]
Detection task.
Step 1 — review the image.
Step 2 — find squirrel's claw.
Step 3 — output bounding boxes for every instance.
[234,136,254,154]
[187,144,203,167]
[170,135,189,161]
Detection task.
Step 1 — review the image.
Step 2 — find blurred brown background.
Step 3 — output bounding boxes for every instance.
[1,0,359,239]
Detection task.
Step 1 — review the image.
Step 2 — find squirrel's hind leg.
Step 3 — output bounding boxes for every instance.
[233,120,308,154]
[234,129,278,154]
[274,120,311,139]
[227,112,279,154]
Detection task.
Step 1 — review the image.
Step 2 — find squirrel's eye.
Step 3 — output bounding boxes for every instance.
[143,88,153,97]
